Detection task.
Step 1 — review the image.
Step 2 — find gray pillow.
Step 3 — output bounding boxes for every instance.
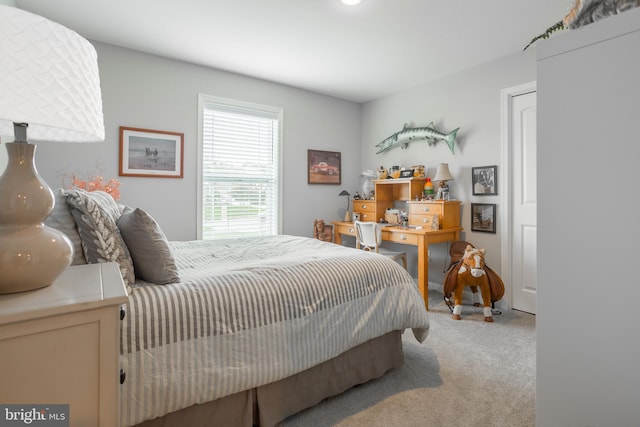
[44,189,87,265]
[117,208,179,285]
[65,189,135,286]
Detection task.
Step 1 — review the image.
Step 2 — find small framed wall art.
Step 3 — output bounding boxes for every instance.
[119,127,184,178]
[472,165,497,195]
[308,149,341,185]
[471,203,496,233]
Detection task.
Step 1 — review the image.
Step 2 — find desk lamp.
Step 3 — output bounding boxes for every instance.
[433,163,454,200]
[0,6,105,293]
[339,190,351,221]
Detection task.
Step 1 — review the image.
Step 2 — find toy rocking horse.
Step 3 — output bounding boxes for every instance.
[443,241,505,322]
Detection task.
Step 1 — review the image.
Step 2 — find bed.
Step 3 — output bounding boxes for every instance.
[45,189,430,426]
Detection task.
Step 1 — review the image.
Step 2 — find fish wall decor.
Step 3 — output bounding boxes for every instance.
[375,122,459,155]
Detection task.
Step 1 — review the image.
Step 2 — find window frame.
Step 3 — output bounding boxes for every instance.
[197,94,284,240]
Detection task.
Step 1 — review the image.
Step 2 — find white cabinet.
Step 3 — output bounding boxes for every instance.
[0,263,128,426]
[536,7,640,427]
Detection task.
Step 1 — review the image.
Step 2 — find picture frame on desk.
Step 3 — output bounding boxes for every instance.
[471,203,496,233]
[399,169,414,178]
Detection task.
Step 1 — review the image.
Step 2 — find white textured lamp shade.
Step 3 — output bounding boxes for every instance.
[0,5,104,142]
[433,163,454,182]
[0,6,105,294]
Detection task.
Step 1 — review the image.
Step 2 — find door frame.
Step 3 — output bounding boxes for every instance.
[499,81,536,311]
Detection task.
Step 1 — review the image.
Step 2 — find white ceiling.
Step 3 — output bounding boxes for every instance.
[16,0,570,103]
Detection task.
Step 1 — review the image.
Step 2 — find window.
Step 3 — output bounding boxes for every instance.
[197,95,282,240]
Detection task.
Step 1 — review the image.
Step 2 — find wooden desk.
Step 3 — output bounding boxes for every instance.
[333,221,462,310]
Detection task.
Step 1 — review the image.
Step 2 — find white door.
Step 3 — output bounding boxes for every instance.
[510,90,537,314]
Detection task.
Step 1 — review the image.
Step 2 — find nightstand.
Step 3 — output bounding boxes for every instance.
[0,262,128,426]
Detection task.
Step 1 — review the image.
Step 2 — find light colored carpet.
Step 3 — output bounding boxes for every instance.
[281,289,536,427]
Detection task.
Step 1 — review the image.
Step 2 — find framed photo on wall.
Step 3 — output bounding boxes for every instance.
[471,203,496,233]
[307,149,341,185]
[472,165,497,195]
[119,126,184,178]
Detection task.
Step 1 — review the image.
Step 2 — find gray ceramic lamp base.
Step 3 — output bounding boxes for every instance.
[0,142,73,294]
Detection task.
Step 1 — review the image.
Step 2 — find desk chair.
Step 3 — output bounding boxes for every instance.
[353,221,407,269]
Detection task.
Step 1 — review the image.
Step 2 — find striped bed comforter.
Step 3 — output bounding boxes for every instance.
[120,235,429,426]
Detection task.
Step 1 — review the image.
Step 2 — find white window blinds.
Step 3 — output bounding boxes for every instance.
[198,95,282,240]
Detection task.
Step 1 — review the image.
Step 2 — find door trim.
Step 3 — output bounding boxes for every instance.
[500,81,536,311]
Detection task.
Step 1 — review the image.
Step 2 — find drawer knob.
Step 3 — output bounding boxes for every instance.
[362,214,368,219]
[400,234,407,240]
[422,218,428,223]
[120,369,126,384]
[120,307,126,320]
[362,204,367,209]
[349,228,354,233]
[422,207,430,212]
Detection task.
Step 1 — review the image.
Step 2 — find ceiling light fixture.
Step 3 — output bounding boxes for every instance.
[341,0,363,5]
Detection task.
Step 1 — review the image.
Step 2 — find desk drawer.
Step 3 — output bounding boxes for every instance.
[352,201,375,212]
[352,201,376,222]
[357,212,376,222]
[407,200,461,229]
[409,203,443,216]
[382,231,419,245]
[335,224,356,236]
[409,214,439,229]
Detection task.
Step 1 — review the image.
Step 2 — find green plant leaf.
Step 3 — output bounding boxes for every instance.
[523,20,566,51]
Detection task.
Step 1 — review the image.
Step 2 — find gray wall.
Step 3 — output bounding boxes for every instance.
[359,49,537,287]
[35,42,361,241]
[28,33,538,283]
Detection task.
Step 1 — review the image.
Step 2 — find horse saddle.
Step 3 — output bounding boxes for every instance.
[443,240,505,303]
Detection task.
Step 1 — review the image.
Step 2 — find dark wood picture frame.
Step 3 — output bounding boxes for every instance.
[471,203,497,233]
[472,165,497,195]
[119,126,184,178]
[307,149,341,185]
[400,169,414,178]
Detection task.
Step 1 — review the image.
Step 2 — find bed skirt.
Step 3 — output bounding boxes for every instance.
[134,330,403,427]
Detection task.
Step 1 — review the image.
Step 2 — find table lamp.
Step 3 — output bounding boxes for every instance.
[0,6,105,294]
[433,163,454,200]
[339,190,351,221]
